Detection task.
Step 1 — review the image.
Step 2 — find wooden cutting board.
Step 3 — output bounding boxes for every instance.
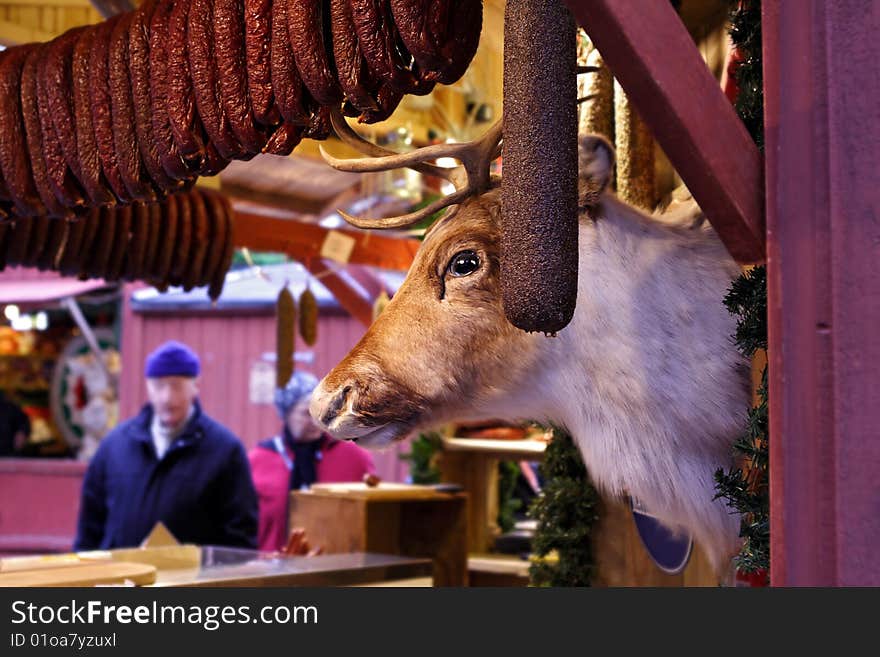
[0,562,157,587]
[308,482,447,500]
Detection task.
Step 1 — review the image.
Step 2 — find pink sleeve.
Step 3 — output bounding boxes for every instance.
[358,445,377,476]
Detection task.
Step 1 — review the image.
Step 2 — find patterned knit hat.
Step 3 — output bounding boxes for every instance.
[274,371,319,419]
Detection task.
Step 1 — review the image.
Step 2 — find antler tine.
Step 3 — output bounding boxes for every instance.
[449,117,503,189]
[325,107,455,181]
[323,106,504,230]
[319,144,457,181]
[338,187,473,230]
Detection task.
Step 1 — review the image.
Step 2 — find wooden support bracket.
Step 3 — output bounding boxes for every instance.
[564,0,765,263]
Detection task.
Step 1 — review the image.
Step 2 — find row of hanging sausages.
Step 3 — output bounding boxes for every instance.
[0,0,483,219]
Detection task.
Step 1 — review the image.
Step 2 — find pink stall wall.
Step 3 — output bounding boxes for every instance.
[119,287,410,483]
[0,275,411,555]
[0,459,86,555]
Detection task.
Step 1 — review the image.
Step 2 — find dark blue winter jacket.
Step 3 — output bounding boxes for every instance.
[73,401,258,550]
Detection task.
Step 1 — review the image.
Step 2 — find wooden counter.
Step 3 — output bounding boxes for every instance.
[1,545,432,587]
[151,551,433,588]
[289,484,467,586]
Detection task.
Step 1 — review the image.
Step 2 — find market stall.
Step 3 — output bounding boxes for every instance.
[0,269,120,459]
[0,0,874,590]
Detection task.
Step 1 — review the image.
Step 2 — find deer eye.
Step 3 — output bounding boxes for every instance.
[447,250,481,278]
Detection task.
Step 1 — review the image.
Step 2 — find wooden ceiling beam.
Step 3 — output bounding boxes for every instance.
[230,199,420,272]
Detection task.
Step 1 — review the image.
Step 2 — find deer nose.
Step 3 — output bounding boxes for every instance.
[310,381,356,430]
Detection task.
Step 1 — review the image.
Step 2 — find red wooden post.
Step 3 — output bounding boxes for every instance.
[764,0,880,585]
[564,0,765,263]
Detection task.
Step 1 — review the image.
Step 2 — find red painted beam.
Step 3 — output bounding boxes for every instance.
[302,258,375,328]
[564,0,765,263]
[765,0,880,585]
[230,199,420,272]
[345,264,391,299]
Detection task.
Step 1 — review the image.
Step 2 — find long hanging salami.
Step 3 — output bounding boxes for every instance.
[501,0,579,334]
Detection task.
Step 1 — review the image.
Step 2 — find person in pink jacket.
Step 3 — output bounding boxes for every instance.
[248,372,377,552]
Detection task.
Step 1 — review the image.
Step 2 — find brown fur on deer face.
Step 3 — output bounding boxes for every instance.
[310,188,540,447]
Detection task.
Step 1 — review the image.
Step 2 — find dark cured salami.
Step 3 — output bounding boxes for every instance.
[129,1,179,193]
[0,44,44,216]
[330,0,381,117]
[288,0,343,106]
[106,204,131,281]
[435,0,483,84]
[389,0,451,74]
[36,217,67,271]
[43,27,88,195]
[270,0,310,125]
[89,15,132,203]
[167,0,206,162]
[360,81,402,124]
[0,221,8,271]
[201,141,231,177]
[6,216,32,266]
[390,0,482,84]
[215,0,267,154]
[36,42,84,211]
[76,206,102,277]
[208,195,234,300]
[57,217,86,276]
[88,206,117,277]
[263,123,303,156]
[125,201,149,281]
[184,189,209,291]
[149,0,194,181]
[349,0,434,96]
[303,105,332,140]
[169,191,192,285]
[200,188,227,286]
[152,189,178,285]
[20,46,67,217]
[244,0,277,127]
[109,12,156,201]
[23,215,49,267]
[21,216,41,266]
[72,28,116,206]
[142,200,161,277]
[188,0,244,160]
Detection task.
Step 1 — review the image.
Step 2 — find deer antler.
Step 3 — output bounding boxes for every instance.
[320,107,503,229]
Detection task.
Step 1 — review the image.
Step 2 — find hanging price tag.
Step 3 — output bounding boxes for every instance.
[320,230,357,264]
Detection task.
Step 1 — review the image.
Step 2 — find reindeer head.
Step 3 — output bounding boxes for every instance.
[310,109,614,446]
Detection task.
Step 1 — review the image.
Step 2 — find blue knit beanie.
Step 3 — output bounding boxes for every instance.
[145,341,201,378]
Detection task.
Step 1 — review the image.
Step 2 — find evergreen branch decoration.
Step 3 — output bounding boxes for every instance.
[399,432,443,484]
[729,0,764,149]
[713,0,769,582]
[529,428,600,587]
[713,291,769,575]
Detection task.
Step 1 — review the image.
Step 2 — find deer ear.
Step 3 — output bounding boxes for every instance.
[578,134,615,207]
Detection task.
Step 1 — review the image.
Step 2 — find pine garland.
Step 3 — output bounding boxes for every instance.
[729,0,764,148]
[399,432,443,484]
[714,266,769,576]
[713,0,769,580]
[529,428,600,587]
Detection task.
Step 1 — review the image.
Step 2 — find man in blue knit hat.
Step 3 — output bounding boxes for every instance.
[74,340,258,550]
